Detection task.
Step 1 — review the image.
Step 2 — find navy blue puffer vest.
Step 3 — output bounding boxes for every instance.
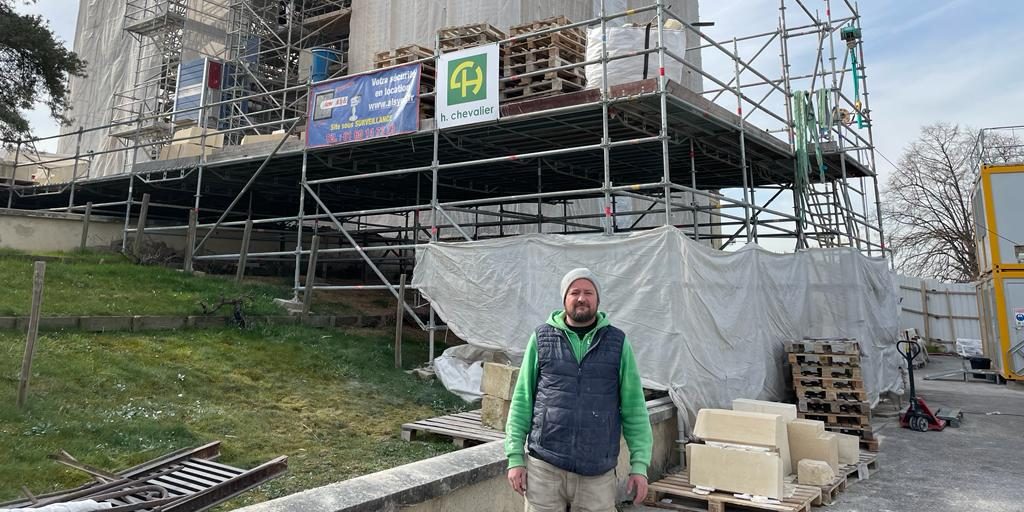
[527,322,625,476]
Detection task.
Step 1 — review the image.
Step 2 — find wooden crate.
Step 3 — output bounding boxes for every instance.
[647,472,821,512]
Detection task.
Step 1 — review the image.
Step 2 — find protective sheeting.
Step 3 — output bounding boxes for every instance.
[58,0,138,177]
[413,225,903,421]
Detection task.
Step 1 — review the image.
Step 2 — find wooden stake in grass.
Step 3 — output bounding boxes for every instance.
[395,273,406,369]
[301,235,320,317]
[184,208,197,272]
[17,261,46,408]
[236,218,253,283]
[79,202,92,252]
[133,193,150,258]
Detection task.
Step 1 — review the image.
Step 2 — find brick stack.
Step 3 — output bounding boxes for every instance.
[787,338,878,451]
[502,16,586,102]
[373,44,435,119]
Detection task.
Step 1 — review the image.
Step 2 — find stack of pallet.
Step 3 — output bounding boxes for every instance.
[787,337,878,451]
[373,44,435,119]
[438,22,505,52]
[479,362,518,431]
[503,16,586,102]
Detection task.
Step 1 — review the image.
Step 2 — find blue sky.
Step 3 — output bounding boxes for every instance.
[15,1,1024,195]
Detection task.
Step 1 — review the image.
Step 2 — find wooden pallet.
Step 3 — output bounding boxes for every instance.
[813,473,848,506]
[374,44,433,67]
[795,387,868,402]
[793,375,864,390]
[509,15,577,36]
[647,472,821,512]
[503,54,584,77]
[788,353,861,367]
[798,398,870,415]
[841,451,880,482]
[798,411,870,427]
[793,364,862,379]
[400,409,504,448]
[509,32,586,55]
[859,437,880,452]
[786,339,859,355]
[501,77,584,101]
[438,23,505,51]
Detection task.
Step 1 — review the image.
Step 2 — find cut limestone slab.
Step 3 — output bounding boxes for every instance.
[693,409,785,450]
[836,433,860,465]
[790,424,839,472]
[731,399,796,475]
[689,443,784,499]
[480,395,511,431]
[798,459,836,486]
[480,362,520,400]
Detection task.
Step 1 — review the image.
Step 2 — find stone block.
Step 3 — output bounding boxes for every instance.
[836,433,860,465]
[266,315,299,326]
[693,409,785,449]
[797,459,835,486]
[0,317,17,329]
[133,316,187,331]
[80,316,134,332]
[690,443,783,499]
[481,363,519,400]
[789,422,839,471]
[481,395,511,431]
[731,399,797,475]
[38,317,80,330]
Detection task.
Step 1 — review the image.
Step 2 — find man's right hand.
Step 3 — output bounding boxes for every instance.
[507,467,527,495]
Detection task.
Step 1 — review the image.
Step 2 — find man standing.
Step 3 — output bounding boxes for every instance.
[505,268,652,511]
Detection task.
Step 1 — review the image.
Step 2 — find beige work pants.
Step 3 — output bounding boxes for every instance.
[525,455,617,512]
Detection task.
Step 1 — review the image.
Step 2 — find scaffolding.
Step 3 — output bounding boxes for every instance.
[6,0,887,365]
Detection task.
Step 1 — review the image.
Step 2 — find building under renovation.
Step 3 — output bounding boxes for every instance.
[3,1,886,344]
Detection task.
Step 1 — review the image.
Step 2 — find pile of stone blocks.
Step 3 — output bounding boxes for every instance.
[688,398,864,496]
[689,408,787,499]
[479,362,518,431]
[160,126,224,159]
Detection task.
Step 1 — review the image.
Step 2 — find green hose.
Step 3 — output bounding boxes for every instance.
[850,47,864,128]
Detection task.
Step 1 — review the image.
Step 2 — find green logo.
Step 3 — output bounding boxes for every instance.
[447,53,487,105]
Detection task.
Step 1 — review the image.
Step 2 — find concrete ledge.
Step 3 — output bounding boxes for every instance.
[302,315,336,328]
[38,316,80,330]
[80,316,134,332]
[187,315,227,328]
[236,441,508,512]
[0,317,16,329]
[133,316,187,331]
[335,315,360,327]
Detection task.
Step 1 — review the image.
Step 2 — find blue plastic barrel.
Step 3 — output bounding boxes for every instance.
[310,48,342,82]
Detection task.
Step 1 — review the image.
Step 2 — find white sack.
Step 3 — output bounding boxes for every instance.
[585,26,686,90]
[414,226,903,422]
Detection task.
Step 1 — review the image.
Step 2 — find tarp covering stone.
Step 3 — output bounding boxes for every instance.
[413,226,903,421]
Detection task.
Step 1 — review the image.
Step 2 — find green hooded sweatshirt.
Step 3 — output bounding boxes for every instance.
[503,310,653,476]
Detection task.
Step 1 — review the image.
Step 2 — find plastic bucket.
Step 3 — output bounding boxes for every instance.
[310,47,342,82]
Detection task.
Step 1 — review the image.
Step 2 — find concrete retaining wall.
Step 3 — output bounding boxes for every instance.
[236,398,679,512]
[0,208,282,255]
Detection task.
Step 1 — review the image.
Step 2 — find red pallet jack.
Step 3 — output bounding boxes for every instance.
[898,340,949,432]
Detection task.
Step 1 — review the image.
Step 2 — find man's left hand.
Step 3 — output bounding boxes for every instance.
[626,474,648,505]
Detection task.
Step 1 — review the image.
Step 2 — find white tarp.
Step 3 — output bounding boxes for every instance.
[413,225,903,421]
[585,26,687,90]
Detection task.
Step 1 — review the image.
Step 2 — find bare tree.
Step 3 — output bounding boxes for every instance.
[883,123,1022,282]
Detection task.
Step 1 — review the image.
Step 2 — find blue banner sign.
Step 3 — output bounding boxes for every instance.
[306,63,421,148]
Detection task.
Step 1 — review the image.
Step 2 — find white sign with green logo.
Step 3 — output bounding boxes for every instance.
[437,43,499,129]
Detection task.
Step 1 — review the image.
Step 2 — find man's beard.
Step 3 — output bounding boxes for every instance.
[568,305,596,324]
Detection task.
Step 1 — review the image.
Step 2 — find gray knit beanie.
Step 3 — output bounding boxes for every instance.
[560,268,600,303]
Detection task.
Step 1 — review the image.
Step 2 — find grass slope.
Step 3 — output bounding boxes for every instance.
[0,251,290,317]
[0,325,467,507]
